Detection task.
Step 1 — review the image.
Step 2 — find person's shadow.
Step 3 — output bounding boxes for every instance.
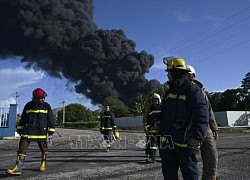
[0,171,16,179]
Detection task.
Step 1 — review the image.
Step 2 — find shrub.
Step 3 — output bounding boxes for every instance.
[63,121,99,129]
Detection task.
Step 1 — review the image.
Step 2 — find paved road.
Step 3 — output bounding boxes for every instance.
[0,128,249,180]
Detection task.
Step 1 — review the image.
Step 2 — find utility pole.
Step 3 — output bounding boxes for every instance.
[15,92,19,105]
[59,99,67,125]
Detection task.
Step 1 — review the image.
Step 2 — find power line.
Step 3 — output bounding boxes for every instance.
[150,40,250,80]
[148,6,250,81]
[194,39,250,64]
[168,6,250,53]
[174,15,250,54]
[186,26,250,60]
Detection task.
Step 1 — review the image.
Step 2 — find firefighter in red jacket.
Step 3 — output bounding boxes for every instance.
[6,88,55,175]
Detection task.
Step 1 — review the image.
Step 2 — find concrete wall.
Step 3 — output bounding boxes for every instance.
[214,111,250,127]
[0,104,17,138]
[227,111,249,126]
[115,111,250,128]
[214,112,228,127]
[115,116,143,127]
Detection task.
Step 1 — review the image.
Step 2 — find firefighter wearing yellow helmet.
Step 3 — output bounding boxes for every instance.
[160,57,209,179]
[144,93,162,163]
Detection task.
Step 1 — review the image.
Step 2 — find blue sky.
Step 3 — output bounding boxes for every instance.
[1,0,250,113]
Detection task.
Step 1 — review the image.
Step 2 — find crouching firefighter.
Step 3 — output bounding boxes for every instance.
[100,105,116,152]
[160,57,209,180]
[6,88,55,175]
[144,93,162,163]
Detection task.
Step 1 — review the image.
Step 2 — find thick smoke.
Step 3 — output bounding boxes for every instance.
[0,0,161,106]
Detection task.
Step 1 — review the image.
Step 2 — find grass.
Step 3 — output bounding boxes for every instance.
[218,128,246,134]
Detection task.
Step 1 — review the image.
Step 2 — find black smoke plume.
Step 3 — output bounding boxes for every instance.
[0,0,161,106]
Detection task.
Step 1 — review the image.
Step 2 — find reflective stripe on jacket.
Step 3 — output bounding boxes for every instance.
[160,76,209,150]
[100,111,116,130]
[17,101,55,141]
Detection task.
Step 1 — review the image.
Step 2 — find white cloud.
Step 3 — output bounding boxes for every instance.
[151,61,165,70]
[0,67,44,100]
[173,11,192,22]
[0,97,16,108]
[202,13,222,23]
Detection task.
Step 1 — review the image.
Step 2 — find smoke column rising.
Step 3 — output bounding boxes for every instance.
[0,0,161,106]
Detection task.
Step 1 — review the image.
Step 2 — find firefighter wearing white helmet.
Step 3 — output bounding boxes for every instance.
[187,65,218,180]
[144,93,162,163]
[186,64,196,78]
[160,57,209,179]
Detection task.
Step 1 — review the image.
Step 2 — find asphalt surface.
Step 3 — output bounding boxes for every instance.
[0,128,250,180]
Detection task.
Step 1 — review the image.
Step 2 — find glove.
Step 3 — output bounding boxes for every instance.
[48,131,54,136]
[17,130,22,136]
[48,136,53,145]
[212,130,218,140]
[187,138,202,148]
[100,127,103,133]
[153,121,160,133]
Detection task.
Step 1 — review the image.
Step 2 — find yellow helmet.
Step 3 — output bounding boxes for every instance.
[114,131,120,139]
[163,57,188,71]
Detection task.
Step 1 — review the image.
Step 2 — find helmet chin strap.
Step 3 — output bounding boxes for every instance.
[167,71,174,82]
[33,97,45,104]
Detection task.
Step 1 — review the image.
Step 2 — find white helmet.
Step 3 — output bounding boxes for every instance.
[150,93,162,104]
[186,65,196,78]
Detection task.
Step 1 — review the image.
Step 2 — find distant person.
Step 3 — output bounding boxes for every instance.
[160,57,209,180]
[6,88,55,175]
[143,93,162,163]
[100,105,116,152]
[187,65,218,180]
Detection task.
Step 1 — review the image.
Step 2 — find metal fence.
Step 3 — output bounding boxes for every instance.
[0,108,9,128]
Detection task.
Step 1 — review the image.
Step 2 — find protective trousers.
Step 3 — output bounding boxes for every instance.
[102,130,113,148]
[145,134,158,158]
[18,137,48,155]
[201,129,218,180]
[161,149,199,180]
[7,137,48,175]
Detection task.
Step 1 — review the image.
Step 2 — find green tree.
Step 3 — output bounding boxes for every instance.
[241,72,250,91]
[57,103,96,124]
[208,88,248,111]
[208,92,222,111]
[132,94,148,116]
[103,96,129,117]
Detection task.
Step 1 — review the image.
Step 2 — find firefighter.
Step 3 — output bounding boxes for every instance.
[100,105,116,152]
[160,57,209,180]
[144,93,162,163]
[187,65,218,180]
[6,88,55,175]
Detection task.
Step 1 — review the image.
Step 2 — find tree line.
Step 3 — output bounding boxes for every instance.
[56,72,250,125]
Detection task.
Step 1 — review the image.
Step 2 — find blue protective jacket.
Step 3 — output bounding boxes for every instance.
[160,75,209,150]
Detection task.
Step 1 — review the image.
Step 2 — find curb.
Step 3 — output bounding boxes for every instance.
[1,136,20,140]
